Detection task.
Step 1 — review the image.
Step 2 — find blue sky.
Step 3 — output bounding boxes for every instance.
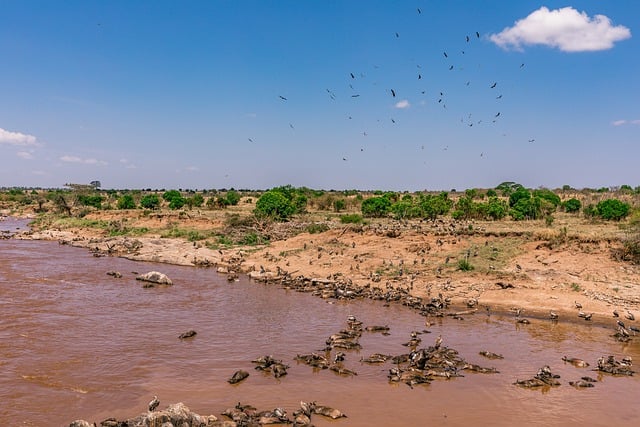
[0,1,637,191]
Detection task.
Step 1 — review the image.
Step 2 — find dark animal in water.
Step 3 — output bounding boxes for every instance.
[228,370,250,384]
[178,330,197,339]
[562,356,590,368]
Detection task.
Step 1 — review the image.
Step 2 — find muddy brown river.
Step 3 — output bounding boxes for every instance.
[1,218,639,426]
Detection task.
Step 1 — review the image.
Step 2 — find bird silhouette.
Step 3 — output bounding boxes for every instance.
[350,72,355,79]
[390,89,396,97]
[490,82,497,88]
[476,31,480,38]
[466,35,470,42]
[279,95,287,101]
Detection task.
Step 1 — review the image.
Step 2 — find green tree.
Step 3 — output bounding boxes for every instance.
[509,187,531,207]
[496,181,524,197]
[333,199,346,212]
[140,194,160,210]
[485,196,508,220]
[254,190,296,220]
[419,192,453,220]
[533,188,561,208]
[225,190,241,206]
[596,199,630,221]
[562,198,581,213]
[163,190,186,210]
[361,196,391,217]
[186,193,204,209]
[117,194,136,209]
[77,194,103,209]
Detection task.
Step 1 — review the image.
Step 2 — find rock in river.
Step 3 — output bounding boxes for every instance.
[136,271,173,287]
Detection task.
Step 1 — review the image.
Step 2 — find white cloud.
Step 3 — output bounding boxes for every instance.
[490,7,631,52]
[119,158,137,168]
[612,119,640,126]
[0,127,38,146]
[16,151,34,159]
[60,155,107,166]
[395,99,410,109]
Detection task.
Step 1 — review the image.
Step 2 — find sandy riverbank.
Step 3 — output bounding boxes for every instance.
[14,215,640,324]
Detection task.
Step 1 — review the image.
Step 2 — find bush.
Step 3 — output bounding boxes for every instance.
[419,192,453,220]
[596,199,630,221]
[187,193,204,208]
[306,223,330,234]
[333,199,346,212]
[361,196,391,217]
[457,259,474,271]
[140,194,160,210]
[254,190,295,220]
[485,197,508,220]
[510,196,543,220]
[340,214,363,224]
[163,190,186,210]
[562,198,581,213]
[225,190,241,206]
[77,194,104,209]
[509,187,531,207]
[533,189,561,208]
[117,194,136,209]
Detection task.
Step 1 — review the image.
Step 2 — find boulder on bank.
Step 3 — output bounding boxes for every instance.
[136,271,173,287]
[70,402,221,427]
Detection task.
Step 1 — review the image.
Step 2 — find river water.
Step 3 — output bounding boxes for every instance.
[1,217,639,426]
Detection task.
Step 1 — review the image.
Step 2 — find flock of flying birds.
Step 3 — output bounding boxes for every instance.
[248,7,534,163]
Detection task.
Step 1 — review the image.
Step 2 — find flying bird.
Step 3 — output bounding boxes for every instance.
[528,139,535,143]
[417,8,421,14]
[350,72,355,79]
[476,31,480,38]
[520,63,525,68]
[279,95,287,101]
[395,32,400,38]
[418,74,422,80]
[443,51,448,58]
[289,123,294,129]
[495,112,501,117]
[490,82,497,88]
[496,94,503,99]
[466,35,470,42]
[390,89,396,97]
[351,94,360,98]
[449,65,454,70]
[149,396,160,412]
[248,138,254,142]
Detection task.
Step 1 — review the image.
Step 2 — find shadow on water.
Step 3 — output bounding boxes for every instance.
[0,228,639,426]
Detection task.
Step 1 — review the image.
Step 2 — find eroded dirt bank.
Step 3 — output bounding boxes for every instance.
[16,217,640,323]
